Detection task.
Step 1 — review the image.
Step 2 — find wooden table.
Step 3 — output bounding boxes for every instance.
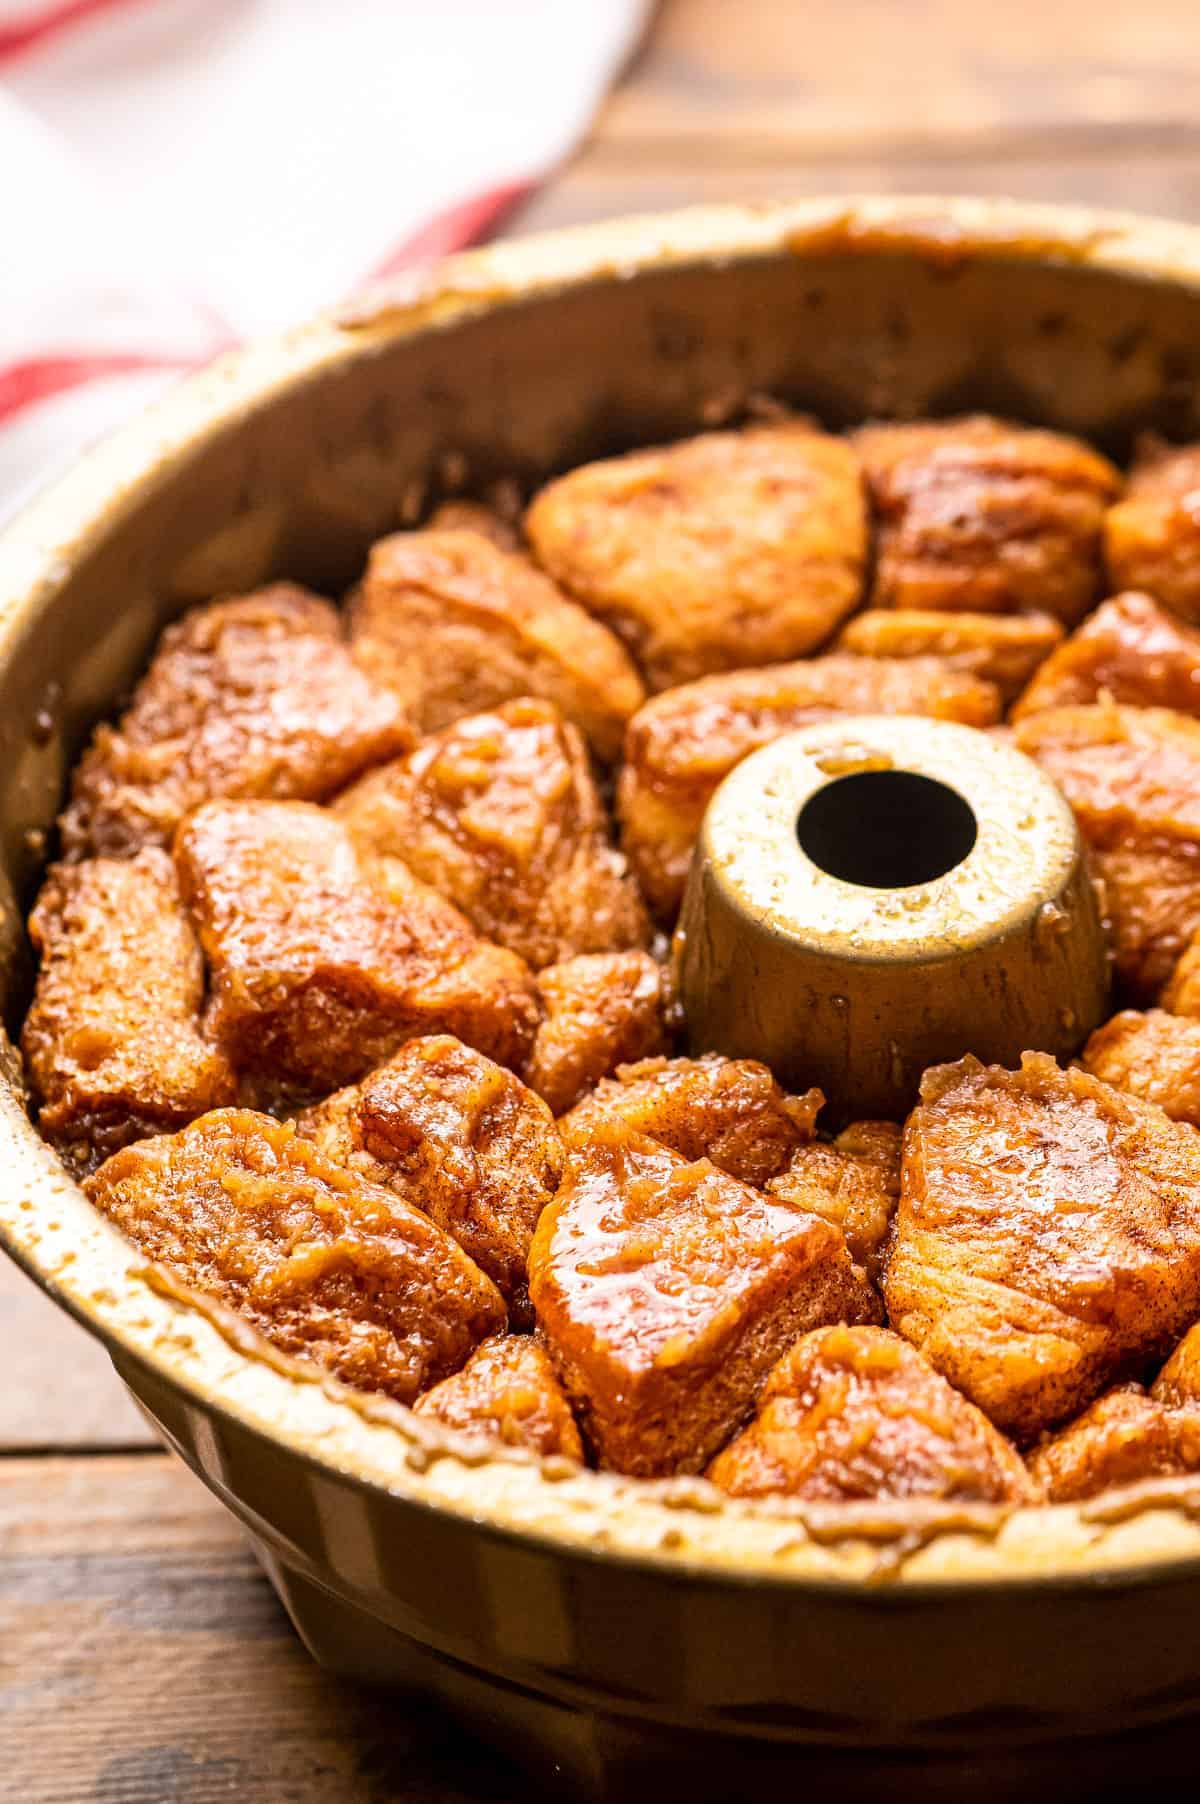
[3,2,1199,1795]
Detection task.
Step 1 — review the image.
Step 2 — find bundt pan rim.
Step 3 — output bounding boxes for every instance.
[5,195,1200,1596]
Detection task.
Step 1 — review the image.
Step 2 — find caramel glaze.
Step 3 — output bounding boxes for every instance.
[529,1121,878,1479]
[886,1053,1200,1443]
[32,367,1200,1549]
[1016,704,1200,1001]
[89,1109,506,1404]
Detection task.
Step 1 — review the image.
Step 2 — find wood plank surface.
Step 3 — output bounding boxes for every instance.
[0,1455,523,1803]
[598,0,1199,153]
[0,1256,151,1453]
[518,0,1200,235]
[518,150,1200,238]
[4,1,1200,1797]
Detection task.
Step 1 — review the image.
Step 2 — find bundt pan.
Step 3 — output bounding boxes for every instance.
[8,198,1200,1798]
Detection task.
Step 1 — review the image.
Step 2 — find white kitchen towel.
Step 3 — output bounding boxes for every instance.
[0,0,651,516]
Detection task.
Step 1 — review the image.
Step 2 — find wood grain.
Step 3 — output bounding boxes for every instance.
[517,150,1200,237]
[596,0,1200,155]
[0,1455,522,1804]
[519,0,1200,235]
[0,1254,152,1453]
[4,1458,1199,1800]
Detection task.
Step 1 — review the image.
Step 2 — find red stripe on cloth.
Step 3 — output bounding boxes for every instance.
[363,180,535,284]
[0,0,150,62]
[184,297,241,357]
[0,351,197,424]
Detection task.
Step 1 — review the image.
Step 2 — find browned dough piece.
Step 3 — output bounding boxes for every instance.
[426,501,521,550]
[414,1334,583,1460]
[559,1053,823,1190]
[175,799,539,1101]
[839,608,1063,703]
[854,415,1120,622]
[523,951,671,1117]
[297,1035,562,1326]
[766,1121,901,1285]
[1153,1323,1200,1407]
[1105,436,1200,623]
[525,421,868,691]
[529,1120,878,1477]
[335,698,649,971]
[1027,1384,1200,1503]
[1082,1009,1200,1127]
[1015,703,1200,1001]
[60,585,411,858]
[23,849,235,1172]
[1013,591,1200,721]
[348,528,644,759]
[85,1109,506,1403]
[708,1325,1037,1504]
[884,1053,1200,1441]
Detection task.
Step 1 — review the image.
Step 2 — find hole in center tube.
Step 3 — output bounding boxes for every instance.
[796,769,977,889]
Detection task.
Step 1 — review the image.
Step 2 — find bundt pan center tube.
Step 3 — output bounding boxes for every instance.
[676,714,1109,1118]
[7,198,1200,1793]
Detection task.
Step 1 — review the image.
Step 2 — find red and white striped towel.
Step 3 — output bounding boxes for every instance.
[0,0,650,517]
